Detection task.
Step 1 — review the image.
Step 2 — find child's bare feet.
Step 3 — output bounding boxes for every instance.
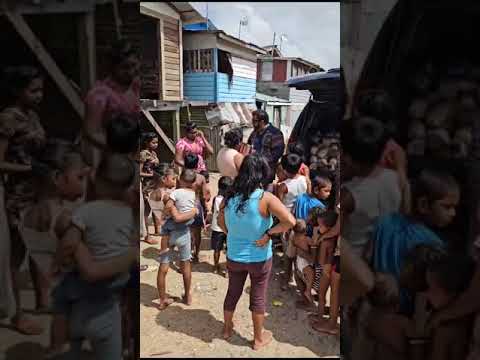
[252,330,273,350]
[183,293,192,306]
[303,289,314,304]
[144,236,158,245]
[12,315,43,335]
[154,298,174,310]
[222,321,234,339]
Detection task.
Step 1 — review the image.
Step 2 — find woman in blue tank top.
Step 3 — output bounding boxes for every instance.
[217,154,295,350]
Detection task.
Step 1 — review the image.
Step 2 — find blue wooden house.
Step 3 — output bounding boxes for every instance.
[181,29,267,103]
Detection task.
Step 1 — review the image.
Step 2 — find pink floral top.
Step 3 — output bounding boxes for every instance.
[84,77,141,128]
[176,136,207,172]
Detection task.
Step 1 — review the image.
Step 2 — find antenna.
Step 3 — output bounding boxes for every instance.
[238,16,248,39]
[206,3,209,30]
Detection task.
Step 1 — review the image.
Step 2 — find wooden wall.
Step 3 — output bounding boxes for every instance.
[161,16,182,101]
[217,74,256,103]
[273,59,287,82]
[183,72,215,102]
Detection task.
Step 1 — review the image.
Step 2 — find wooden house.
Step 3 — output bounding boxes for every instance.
[181,29,267,104]
[139,2,204,161]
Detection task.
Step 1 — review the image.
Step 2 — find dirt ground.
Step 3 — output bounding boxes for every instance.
[139,173,340,358]
[140,244,340,358]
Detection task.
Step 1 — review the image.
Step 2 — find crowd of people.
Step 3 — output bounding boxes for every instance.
[340,90,480,360]
[0,40,141,359]
[140,106,341,351]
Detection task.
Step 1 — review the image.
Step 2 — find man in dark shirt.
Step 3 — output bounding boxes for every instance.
[247,110,285,186]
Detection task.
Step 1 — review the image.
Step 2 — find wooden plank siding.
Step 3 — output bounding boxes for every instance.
[183,72,215,102]
[216,74,256,102]
[158,16,181,101]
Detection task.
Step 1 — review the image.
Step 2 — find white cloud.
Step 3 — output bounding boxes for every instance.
[190,2,339,70]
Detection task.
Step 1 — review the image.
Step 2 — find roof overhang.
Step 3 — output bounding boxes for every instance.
[140,2,204,24]
[217,32,267,55]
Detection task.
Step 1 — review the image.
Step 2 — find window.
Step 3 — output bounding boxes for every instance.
[183,49,214,73]
[261,61,273,81]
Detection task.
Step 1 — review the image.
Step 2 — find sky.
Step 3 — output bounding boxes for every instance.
[190,2,340,71]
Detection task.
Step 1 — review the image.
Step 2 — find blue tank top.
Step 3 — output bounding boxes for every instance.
[225,189,273,263]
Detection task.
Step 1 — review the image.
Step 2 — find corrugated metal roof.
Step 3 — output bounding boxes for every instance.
[256,92,291,104]
[183,29,267,54]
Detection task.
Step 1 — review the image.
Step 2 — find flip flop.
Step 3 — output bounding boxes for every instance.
[252,330,273,351]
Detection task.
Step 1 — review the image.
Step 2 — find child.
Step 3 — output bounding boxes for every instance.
[158,169,197,255]
[139,132,159,179]
[52,152,138,360]
[183,153,211,262]
[372,169,460,315]
[210,176,233,276]
[147,163,177,223]
[294,171,332,222]
[276,153,308,212]
[287,142,310,179]
[294,209,338,304]
[341,116,402,262]
[20,140,89,357]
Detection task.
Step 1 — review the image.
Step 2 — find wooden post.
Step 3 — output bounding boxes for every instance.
[178,19,183,100]
[172,108,181,142]
[4,11,85,118]
[141,109,175,154]
[112,0,122,40]
[77,12,96,96]
[158,18,166,100]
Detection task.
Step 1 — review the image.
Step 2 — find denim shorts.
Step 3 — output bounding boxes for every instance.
[158,228,191,264]
[160,217,194,236]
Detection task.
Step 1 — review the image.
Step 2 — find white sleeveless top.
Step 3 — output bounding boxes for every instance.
[281,176,308,212]
[20,200,65,274]
[342,168,401,260]
[217,147,240,178]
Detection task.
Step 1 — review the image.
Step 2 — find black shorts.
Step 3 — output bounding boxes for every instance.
[211,231,227,252]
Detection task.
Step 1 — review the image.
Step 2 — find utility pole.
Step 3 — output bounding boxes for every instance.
[272,32,276,55]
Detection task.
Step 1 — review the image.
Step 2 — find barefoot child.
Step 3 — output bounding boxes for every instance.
[276,153,308,288]
[20,140,89,357]
[158,169,197,255]
[210,176,233,276]
[52,153,139,360]
[294,209,338,304]
[147,164,177,225]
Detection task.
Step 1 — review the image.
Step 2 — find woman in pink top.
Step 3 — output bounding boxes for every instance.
[216,128,244,178]
[82,40,141,169]
[175,122,214,178]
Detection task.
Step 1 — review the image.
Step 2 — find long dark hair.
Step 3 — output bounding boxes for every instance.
[0,65,42,108]
[224,154,270,214]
